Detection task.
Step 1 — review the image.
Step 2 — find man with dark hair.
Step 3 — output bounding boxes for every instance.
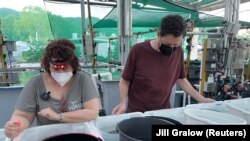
[112,15,215,114]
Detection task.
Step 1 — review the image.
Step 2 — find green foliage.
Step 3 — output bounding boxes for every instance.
[0,8,19,17]
[22,41,45,62]
[0,6,86,62]
[16,71,40,86]
[1,15,17,40]
[1,6,157,63]
[13,6,54,43]
[74,44,83,59]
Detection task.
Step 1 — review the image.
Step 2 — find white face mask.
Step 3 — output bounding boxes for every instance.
[51,72,73,87]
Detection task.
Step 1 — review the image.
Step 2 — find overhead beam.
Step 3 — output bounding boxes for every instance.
[198,0,250,11]
[166,0,196,10]
[44,0,116,6]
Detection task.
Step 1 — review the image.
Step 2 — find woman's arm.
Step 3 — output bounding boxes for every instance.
[4,110,35,138]
[61,98,100,122]
[38,98,100,123]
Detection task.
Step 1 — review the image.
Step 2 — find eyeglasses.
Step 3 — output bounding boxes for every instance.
[53,64,66,69]
[50,63,72,72]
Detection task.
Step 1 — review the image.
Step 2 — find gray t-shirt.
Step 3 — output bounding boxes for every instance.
[15,72,99,125]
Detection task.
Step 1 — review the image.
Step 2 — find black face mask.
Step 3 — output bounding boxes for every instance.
[159,44,177,55]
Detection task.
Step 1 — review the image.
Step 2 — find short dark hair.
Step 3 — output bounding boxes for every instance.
[160,15,186,37]
[41,39,80,74]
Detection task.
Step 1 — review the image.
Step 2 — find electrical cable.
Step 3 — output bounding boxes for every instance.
[43,0,55,39]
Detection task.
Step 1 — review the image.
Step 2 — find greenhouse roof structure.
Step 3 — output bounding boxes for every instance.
[45,0,250,28]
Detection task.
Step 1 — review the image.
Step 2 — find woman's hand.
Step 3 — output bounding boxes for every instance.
[4,119,21,138]
[38,107,59,121]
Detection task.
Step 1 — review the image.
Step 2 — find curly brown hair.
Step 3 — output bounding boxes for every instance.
[160,15,186,37]
[41,39,80,74]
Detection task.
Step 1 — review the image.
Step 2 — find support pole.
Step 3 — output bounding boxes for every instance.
[87,0,96,66]
[199,39,208,95]
[80,0,87,64]
[0,20,7,86]
[117,0,132,66]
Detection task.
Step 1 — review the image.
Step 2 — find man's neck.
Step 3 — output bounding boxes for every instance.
[150,39,160,52]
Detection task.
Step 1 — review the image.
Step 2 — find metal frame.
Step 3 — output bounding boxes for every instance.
[44,0,116,6]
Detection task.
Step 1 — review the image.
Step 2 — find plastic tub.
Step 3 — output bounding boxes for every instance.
[186,101,228,112]
[184,108,247,125]
[116,117,175,141]
[95,112,144,141]
[41,133,101,141]
[144,108,185,124]
[227,98,250,123]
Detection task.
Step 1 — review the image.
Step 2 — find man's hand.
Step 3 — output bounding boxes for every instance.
[112,103,126,115]
[199,97,216,103]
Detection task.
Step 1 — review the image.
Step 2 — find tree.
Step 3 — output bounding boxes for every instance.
[1,6,108,63]
[22,42,45,62]
[12,6,53,43]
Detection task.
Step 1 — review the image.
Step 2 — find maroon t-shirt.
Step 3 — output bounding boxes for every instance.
[122,40,186,113]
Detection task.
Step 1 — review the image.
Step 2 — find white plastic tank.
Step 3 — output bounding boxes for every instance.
[14,122,103,141]
[184,108,247,125]
[144,108,185,124]
[227,98,250,124]
[0,129,7,141]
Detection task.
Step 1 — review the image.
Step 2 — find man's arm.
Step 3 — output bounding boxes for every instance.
[176,78,215,103]
[112,77,130,114]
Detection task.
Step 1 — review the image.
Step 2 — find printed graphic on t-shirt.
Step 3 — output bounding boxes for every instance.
[68,101,82,111]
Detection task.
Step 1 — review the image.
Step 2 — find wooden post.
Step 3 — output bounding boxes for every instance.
[199,39,207,95]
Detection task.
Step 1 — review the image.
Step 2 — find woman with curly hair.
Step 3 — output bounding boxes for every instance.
[4,39,100,138]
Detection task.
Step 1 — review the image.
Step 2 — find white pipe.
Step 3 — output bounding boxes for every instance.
[186,32,222,35]
[224,0,229,21]
[91,72,112,81]
[236,0,241,22]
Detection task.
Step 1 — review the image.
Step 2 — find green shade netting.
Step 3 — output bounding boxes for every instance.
[94,0,250,28]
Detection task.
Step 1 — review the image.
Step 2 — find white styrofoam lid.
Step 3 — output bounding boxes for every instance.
[184,108,247,125]
[227,98,250,114]
[95,112,144,130]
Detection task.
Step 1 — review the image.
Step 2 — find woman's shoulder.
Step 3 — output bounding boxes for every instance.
[23,74,43,89]
[74,72,89,80]
[75,72,86,77]
[28,74,43,83]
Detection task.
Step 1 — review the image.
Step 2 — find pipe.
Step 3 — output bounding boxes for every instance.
[92,72,112,80]
[0,64,118,72]
[44,0,116,6]
[186,32,222,35]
